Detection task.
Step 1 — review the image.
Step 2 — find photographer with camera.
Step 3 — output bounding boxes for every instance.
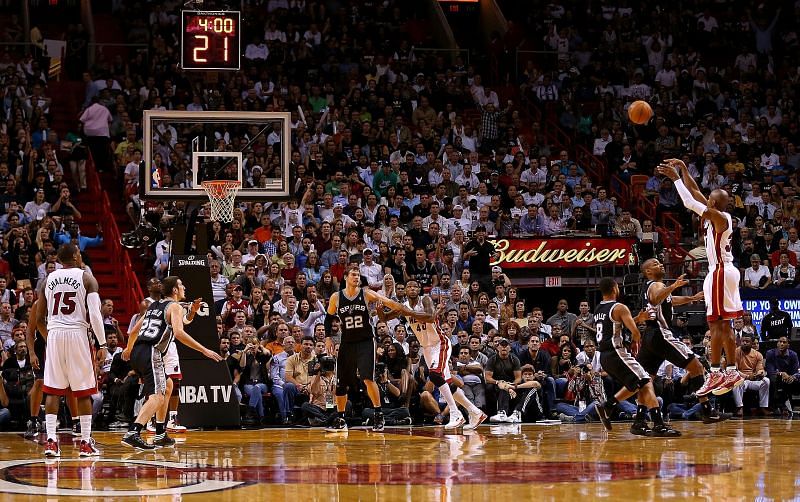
[361,362,412,426]
[300,355,339,426]
[239,336,272,425]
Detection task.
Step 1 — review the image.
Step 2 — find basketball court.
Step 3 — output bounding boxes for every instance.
[0,420,797,499]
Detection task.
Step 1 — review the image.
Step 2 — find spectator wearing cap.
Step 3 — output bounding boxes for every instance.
[242,239,261,265]
[220,283,252,329]
[359,248,383,290]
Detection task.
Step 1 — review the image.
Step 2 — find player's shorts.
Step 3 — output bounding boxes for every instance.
[600,347,650,393]
[43,329,97,398]
[637,326,695,375]
[33,334,46,380]
[163,341,182,379]
[336,338,376,388]
[704,264,743,322]
[130,343,167,396]
[421,338,452,382]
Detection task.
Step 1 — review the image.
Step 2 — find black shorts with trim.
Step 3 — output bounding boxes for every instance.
[600,348,650,393]
[336,338,376,388]
[130,343,167,396]
[33,335,46,379]
[637,326,695,375]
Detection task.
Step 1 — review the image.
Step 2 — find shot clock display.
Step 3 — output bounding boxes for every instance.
[181,10,241,71]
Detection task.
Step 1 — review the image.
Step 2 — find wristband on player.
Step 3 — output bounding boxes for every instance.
[98,343,107,350]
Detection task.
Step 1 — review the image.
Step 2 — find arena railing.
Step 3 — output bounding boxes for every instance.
[85,152,144,326]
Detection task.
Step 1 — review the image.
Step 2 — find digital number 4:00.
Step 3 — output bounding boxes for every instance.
[198,17,234,34]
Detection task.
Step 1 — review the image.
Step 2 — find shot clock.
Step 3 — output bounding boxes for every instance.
[181,10,241,71]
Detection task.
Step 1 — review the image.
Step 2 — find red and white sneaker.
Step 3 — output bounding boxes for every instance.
[167,418,187,433]
[712,370,745,396]
[79,438,101,457]
[44,439,61,458]
[696,372,726,397]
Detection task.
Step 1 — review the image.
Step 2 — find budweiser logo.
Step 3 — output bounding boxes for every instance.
[490,238,634,269]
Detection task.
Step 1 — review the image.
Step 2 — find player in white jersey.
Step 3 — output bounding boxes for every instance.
[36,244,108,458]
[381,280,487,430]
[658,159,744,396]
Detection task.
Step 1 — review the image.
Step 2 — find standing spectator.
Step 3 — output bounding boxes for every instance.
[462,226,497,291]
[761,299,793,340]
[79,97,112,171]
[547,299,578,335]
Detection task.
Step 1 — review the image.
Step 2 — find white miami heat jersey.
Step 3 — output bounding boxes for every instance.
[45,267,89,330]
[404,297,442,348]
[704,212,734,268]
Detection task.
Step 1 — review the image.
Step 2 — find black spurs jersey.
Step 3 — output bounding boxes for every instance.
[643,280,673,335]
[337,288,373,343]
[594,300,622,352]
[136,299,175,354]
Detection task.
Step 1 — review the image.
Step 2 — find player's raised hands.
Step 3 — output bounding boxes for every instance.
[656,163,679,181]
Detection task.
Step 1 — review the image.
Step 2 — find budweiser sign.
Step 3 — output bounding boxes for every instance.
[489,238,636,269]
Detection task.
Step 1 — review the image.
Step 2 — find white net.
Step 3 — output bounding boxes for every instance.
[202,180,241,223]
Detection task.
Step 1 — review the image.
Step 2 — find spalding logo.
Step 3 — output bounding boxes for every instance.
[178,255,206,266]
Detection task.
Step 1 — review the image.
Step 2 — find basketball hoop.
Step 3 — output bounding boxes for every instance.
[201,180,241,223]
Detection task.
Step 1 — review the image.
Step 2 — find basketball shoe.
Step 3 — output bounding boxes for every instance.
[711,370,745,396]
[44,439,61,457]
[695,371,726,397]
[325,417,348,432]
[79,438,101,457]
[167,415,187,433]
[122,432,156,450]
[463,410,487,430]
[444,412,465,430]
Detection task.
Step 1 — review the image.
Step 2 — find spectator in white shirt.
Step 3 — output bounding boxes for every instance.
[359,249,383,290]
[244,36,269,60]
[743,256,771,289]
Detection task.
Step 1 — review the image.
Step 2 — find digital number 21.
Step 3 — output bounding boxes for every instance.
[193,35,228,63]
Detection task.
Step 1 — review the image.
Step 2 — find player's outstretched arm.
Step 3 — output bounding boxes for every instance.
[169,303,222,362]
[657,160,728,230]
[364,288,416,318]
[648,274,689,306]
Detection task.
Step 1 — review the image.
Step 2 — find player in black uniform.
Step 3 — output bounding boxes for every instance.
[638,259,728,423]
[594,277,681,437]
[122,276,222,449]
[324,265,421,432]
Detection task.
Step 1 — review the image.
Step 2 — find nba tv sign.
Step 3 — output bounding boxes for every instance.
[170,255,240,428]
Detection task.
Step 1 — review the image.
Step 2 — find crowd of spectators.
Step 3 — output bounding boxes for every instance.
[3,0,800,428]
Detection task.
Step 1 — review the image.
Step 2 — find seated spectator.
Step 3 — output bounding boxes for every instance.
[772,252,796,288]
[485,339,522,423]
[743,255,771,289]
[765,337,800,415]
[732,334,770,418]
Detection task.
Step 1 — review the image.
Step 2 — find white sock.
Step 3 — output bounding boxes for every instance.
[80,415,92,442]
[438,384,461,418]
[725,365,737,373]
[45,414,57,441]
[452,388,481,416]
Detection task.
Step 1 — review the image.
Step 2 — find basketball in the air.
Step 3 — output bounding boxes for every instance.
[628,100,653,124]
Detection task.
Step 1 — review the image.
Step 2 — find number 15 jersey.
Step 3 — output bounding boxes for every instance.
[45,268,89,331]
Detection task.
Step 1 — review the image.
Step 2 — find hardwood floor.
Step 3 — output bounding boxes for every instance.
[1,420,798,500]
